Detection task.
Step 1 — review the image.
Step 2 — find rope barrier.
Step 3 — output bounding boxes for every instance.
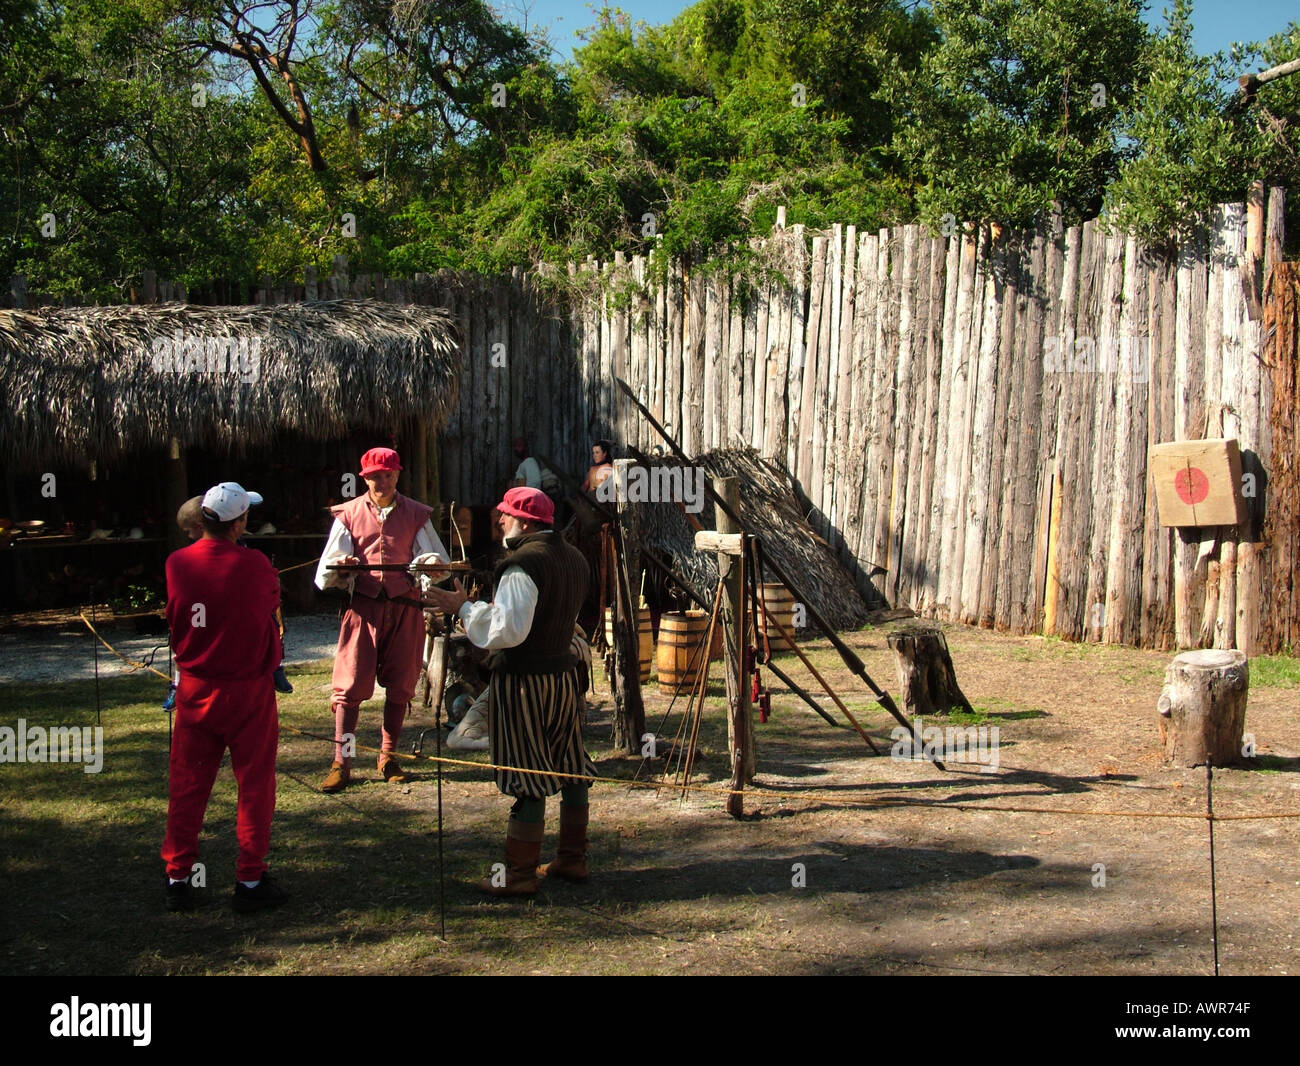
[71,617,1300,825]
[78,612,170,680]
[275,722,1300,822]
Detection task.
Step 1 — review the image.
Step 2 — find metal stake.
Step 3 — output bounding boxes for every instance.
[1206,759,1220,976]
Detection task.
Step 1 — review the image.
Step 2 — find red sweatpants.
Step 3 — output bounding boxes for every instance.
[330,595,424,766]
[161,674,278,883]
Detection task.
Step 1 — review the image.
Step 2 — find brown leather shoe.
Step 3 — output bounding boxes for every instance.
[320,762,350,793]
[538,803,589,882]
[379,756,409,783]
[477,820,544,897]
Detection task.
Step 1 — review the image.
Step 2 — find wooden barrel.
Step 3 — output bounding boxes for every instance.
[759,582,796,651]
[605,607,652,683]
[657,611,711,694]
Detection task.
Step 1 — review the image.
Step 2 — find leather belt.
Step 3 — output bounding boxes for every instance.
[353,587,427,611]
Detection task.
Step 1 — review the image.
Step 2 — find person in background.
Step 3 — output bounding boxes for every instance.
[580,439,615,495]
[162,482,286,913]
[511,437,543,489]
[512,436,566,526]
[176,496,204,541]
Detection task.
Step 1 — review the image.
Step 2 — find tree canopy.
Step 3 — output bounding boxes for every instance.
[1,0,1296,300]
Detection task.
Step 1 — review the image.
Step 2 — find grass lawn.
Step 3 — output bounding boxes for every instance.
[4,624,1300,976]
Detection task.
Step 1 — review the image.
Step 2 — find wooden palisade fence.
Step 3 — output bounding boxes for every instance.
[553,188,1288,655]
[10,186,1296,653]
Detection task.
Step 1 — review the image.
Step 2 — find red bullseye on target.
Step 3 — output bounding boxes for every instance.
[1174,466,1210,505]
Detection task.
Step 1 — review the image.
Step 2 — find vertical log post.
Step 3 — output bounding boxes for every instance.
[1237,182,1266,654]
[716,476,754,817]
[166,437,188,551]
[610,459,646,753]
[427,426,442,526]
[410,417,428,505]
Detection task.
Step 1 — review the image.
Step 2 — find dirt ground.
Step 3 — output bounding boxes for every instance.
[486,623,1300,977]
[3,618,1298,976]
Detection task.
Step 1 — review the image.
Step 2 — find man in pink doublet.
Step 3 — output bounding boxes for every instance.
[314,447,449,791]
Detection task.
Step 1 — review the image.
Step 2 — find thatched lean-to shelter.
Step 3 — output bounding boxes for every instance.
[0,300,462,470]
[637,448,883,631]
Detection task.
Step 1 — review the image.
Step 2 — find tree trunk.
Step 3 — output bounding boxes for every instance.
[887,623,975,718]
[1158,650,1248,767]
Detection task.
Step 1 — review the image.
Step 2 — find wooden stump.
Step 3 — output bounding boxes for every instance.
[1157,650,1249,767]
[887,623,975,717]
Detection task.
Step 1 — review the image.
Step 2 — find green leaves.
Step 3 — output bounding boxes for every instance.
[889,0,1147,232]
[1104,0,1289,249]
[5,0,1294,297]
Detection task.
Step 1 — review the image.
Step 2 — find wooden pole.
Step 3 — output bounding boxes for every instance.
[716,476,753,817]
[1237,56,1300,97]
[427,425,441,520]
[1174,228,1208,646]
[1217,203,1246,650]
[610,459,646,753]
[410,417,428,505]
[1236,182,1266,654]
[166,437,188,551]
[764,607,878,751]
[1261,260,1298,652]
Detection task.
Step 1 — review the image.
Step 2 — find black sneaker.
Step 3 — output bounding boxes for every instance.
[232,871,289,913]
[273,666,293,694]
[166,878,196,912]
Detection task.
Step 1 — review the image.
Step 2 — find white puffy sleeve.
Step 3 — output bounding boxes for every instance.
[314,518,355,592]
[457,567,538,649]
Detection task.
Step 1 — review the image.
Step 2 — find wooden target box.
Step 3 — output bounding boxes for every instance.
[1148,438,1247,527]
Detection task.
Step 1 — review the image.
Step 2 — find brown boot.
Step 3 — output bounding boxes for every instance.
[379,755,409,783]
[321,762,350,793]
[538,804,589,882]
[477,820,544,897]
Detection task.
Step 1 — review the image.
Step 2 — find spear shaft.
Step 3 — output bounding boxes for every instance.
[613,377,943,769]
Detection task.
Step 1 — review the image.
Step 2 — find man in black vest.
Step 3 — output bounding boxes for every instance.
[425,487,594,896]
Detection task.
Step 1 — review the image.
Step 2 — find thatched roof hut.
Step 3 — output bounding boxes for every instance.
[0,300,462,470]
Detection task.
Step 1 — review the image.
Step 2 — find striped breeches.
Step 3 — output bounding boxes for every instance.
[488,667,595,799]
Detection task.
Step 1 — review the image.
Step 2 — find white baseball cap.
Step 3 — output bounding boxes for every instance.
[201,482,264,521]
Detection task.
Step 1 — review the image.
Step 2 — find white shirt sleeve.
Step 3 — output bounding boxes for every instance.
[414,520,450,562]
[314,518,355,591]
[458,567,538,649]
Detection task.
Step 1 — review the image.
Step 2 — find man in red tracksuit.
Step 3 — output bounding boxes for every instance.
[161,482,287,913]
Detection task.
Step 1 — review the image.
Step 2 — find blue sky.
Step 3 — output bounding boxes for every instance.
[501,1,1299,65]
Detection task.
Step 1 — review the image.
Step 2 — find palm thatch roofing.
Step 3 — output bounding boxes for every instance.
[0,300,462,470]
[638,448,885,629]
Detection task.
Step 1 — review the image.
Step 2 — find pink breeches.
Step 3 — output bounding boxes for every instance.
[330,595,425,766]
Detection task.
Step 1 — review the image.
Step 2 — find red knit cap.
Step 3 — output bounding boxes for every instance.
[360,447,402,476]
[499,486,554,525]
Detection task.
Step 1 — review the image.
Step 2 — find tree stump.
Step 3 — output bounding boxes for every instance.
[887,623,975,717]
[1157,650,1249,767]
